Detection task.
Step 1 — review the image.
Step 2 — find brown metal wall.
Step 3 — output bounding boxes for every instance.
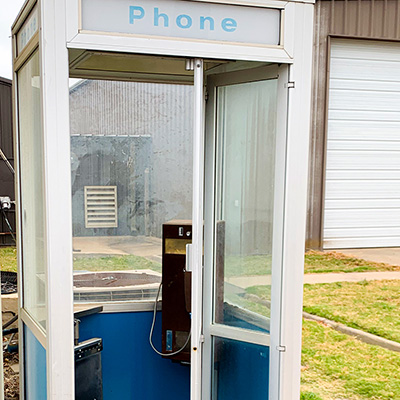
[306,0,400,249]
[0,77,15,246]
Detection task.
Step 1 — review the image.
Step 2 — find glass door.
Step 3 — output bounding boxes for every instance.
[202,64,289,400]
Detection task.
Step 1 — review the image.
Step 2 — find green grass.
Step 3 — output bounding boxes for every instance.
[0,247,17,272]
[225,255,271,277]
[223,250,399,277]
[300,392,323,400]
[250,279,400,343]
[304,250,399,274]
[73,254,161,273]
[302,280,400,343]
[245,284,271,300]
[2,245,398,276]
[301,319,400,400]
[244,285,400,399]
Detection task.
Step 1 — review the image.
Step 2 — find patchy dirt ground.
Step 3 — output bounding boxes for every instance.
[4,352,19,400]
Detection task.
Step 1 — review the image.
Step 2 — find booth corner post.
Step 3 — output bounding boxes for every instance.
[41,0,75,396]
[12,0,75,398]
[276,3,315,400]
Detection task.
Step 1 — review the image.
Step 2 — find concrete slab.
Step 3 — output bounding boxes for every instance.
[226,271,400,289]
[73,236,162,263]
[335,247,400,266]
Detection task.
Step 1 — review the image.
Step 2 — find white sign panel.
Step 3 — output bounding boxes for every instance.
[81,0,281,46]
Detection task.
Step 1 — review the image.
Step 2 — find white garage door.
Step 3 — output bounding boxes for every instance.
[323,39,400,249]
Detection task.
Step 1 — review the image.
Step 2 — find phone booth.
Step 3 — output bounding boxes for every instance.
[12,0,314,399]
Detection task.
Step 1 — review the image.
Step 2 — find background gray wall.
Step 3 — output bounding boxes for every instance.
[0,77,15,246]
[69,80,193,238]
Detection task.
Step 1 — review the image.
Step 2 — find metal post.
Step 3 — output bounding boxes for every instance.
[191,58,204,400]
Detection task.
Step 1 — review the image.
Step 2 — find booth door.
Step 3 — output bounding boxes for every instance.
[202,64,289,400]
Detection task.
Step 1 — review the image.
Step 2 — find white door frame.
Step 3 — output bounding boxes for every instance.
[202,63,289,400]
[191,58,205,400]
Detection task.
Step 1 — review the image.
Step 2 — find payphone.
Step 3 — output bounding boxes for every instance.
[161,220,192,362]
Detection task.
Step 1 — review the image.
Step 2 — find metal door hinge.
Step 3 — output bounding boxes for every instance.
[185,59,195,71]
[205,90,209,102]
[285,81,295,89]
[200,335,205,343]
[276,345,286,352]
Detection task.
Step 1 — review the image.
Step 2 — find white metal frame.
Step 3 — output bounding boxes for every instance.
[12,0,75,398]
[191,58,205,400]
[275,3,314,399]
[40,0,75,396]
[12,1,43,399]
[11,0,314,398]
[202,62,289,400]
[65,0,298,63]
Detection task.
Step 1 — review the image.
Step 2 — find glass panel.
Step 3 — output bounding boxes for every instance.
[69,79,193,303]
[214,79,278,332]
[18,51,47,328]
[212,336,269,400]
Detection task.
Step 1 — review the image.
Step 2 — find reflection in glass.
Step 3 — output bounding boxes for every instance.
[214,79,278,332]
[69,80,193,302]
[212,337,269,400]
[18,51,47,328]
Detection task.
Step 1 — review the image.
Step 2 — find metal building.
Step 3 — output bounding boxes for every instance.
[307,0,400,249]
[0,77,15,246]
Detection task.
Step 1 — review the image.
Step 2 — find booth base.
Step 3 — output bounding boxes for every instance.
[79,311,190,400]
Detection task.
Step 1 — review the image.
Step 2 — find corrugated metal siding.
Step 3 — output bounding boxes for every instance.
[307,0,400,249]
[0,78,15,246]
[69,80,193,238]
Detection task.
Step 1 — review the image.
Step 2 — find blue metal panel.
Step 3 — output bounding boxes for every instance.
[24,324,47,400]
[78,311,190,400]
[214,337,269,400]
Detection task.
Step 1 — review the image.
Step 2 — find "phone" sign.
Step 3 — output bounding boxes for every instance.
[82,0,281,46]
[129,6,238,33]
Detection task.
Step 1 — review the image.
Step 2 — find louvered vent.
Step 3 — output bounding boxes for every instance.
[84,186,118,228]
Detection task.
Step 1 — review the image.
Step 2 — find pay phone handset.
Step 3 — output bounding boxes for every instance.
[149,221,192,362]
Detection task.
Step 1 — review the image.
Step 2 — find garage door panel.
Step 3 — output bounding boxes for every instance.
[330,78,400,92]
[330,59,400,82]
[327,140,400,151]
[329,89,400,112]
[325,198,400,209]
[326,151,400,170]
[325,181,400,200]
[328,109,400,122]
[328,120,400,141]
[326,169,400,180]
[324,208,400,228]
[324,236,400,249]
[324,226,400,239]
[331,39,400,62]
[324,39,400,249]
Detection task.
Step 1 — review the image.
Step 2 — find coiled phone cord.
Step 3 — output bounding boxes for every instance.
[149,283,191,357]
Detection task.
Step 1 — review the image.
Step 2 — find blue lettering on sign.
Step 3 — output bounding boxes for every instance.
[200,16,215,31]
[154,7,169,27]
[221,18,237,32]
[129,6,145,24]
[129,5,237,33]
[176,14,192,29]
